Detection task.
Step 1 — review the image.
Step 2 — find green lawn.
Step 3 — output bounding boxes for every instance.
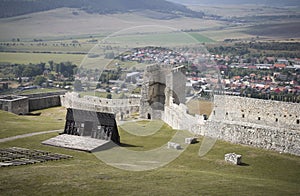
[0,107,66,139]
[0,107,299,195]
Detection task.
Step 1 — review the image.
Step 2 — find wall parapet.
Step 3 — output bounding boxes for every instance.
[203,119,300,156]
[60,92,140,121]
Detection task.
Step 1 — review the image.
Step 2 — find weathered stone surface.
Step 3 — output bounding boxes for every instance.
[185,137,197,144]
[61,92,140,121]
[211,95,300,130]
[203,120,300,156]
[42,134,111,152]
[0,95,29,115]
[225,153,242,165]
[167,142,181,150]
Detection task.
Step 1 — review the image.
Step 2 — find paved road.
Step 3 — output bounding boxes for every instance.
[0,129,63,143]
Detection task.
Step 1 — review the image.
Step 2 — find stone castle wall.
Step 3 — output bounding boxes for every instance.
[211,95,300,130]
[139,64,186,119]
[29,96,61,111]
[161,95,300,155]
[199,95,300,156]
[162,103,205,132]
[0,95,29,115]
[60,92,140,120]
[203,120,300,156]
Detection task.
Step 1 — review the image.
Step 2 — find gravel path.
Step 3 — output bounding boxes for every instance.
[0,130,63,143]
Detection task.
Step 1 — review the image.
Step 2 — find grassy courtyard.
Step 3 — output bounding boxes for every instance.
[0,107,299,195]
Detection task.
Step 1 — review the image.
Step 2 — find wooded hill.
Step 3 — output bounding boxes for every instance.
[168,0,300,6]
[0,0,204,18]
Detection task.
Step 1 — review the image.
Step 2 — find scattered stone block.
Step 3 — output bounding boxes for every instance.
[167,142,181,150]
[225,153,242,165]
[185,137,197,144]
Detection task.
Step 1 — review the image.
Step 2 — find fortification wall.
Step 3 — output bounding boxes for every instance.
[0,96,29,115]
[29,96,61,111]
[21,91,66,99]
[60,92,140,120]
[162,103,205,132]
[211,95,300,130]
[200,95,300,156]
[202,120,300,156]
[162,95,300,155]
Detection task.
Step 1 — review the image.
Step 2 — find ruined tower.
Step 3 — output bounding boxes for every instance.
[139,64,186,119]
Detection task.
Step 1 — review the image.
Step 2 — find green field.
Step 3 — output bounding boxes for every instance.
[0,107,299,195]
[0,52,85,65]
[0,107,66,139]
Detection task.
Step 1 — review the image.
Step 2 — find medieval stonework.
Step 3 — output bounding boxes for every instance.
[60,63,300,156]
[139,64,186,120]
[201,95,300,156]
[60,92,140,121]
[0,95,29,115]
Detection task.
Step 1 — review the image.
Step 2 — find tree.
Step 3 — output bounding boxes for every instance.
[106,93,112,99]
[48,60,54,71]
[34,76,46,86]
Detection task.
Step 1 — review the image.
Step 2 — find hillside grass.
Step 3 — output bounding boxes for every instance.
[0,107,66,139]
[0,107,299,195]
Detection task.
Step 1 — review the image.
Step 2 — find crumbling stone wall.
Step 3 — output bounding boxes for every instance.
[60,92,140,121]
[29,96,61,111]
[140,64,186,119]
[162,102,205,132]
[0,95,29,115]
[203,119,300,156]
[201,95,300,156]
[211,95,300,130]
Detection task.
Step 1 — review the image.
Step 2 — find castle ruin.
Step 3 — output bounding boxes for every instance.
[61,63,300,156]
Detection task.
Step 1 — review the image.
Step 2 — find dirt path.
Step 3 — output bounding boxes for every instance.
[0,130,63,143]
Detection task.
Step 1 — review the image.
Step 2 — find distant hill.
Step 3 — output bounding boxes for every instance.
[168,0,300,6]
[0,0,204,18]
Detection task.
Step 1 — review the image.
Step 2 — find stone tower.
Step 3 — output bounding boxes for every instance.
[139,64,186,119]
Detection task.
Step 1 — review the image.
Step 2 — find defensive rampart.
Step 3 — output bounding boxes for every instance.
[60,92,140,120]
[200,95,300,156]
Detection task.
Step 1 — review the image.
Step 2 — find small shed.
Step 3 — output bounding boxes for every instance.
[63,108,120,144]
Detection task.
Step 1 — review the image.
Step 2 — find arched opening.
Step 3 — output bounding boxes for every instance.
[147,113,151,120]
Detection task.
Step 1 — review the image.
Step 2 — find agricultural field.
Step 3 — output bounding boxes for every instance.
[0,52,85,65]
[0,107,299,195]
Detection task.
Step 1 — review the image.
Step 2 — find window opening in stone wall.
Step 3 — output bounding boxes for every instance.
[284,115,286,117]
[213,110,215,115]
[297,119,300,124]
[242,114,245,118]
[258,117,261,120]
[276,118,278,122]
[226,112,228,115]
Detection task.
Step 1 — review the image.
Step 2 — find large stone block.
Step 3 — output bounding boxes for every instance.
[225,153,242,165]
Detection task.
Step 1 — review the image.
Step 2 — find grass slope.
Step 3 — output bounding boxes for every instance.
[0,107,66,139]
[0,107,299,195]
